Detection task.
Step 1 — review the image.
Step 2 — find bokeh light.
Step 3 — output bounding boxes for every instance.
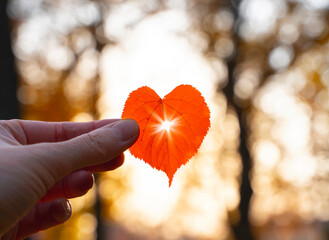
[6,0,329,239]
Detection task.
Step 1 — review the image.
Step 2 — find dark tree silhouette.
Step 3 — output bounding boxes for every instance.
[0,0,20,119]
[222,1,254,239]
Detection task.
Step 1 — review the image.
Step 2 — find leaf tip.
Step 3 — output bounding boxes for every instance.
[168,176,173,187]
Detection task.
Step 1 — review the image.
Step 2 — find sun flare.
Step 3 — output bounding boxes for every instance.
[153,117,180,137]
[159,120,174,132]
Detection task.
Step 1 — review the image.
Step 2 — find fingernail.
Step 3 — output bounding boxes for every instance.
[112,119,139,142]
[51,199,72,223]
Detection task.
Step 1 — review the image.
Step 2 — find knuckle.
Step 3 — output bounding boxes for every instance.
[54,123,66,142]
[0,119,16,130]
[0,119,26,144]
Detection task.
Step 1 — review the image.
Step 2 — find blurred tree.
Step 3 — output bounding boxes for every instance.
[195,0,329,239]
[220,0,254,239]
[191,0,254,238]
[222,1,254,238]
[0,0,20,119]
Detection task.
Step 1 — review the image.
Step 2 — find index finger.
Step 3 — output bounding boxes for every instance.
[14,119,120,144]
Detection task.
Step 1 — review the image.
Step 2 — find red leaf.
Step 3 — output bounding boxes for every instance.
[121,85,210,186]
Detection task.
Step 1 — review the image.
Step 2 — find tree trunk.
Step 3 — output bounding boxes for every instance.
[0,0,20,120]
[222,1,254,239]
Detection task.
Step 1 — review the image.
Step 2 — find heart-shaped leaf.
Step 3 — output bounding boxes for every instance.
[121,85,210,186]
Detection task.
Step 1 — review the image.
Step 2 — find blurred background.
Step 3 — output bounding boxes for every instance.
[1,0,329,239]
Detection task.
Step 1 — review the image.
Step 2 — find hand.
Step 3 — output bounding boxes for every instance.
[0,119,139,239]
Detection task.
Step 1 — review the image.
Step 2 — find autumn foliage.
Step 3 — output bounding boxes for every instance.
[122,85,210,186]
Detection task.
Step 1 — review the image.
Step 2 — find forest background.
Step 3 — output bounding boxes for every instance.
[1,0,329,239]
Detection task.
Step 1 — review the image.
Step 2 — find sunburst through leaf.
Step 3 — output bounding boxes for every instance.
[121,85,210,186]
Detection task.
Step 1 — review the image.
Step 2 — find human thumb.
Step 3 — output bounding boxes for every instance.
[20,119,139,186]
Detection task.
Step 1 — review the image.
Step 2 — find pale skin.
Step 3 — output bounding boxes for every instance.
[0,119,139,240]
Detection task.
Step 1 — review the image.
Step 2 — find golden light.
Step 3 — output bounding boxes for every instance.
[152,117,180,141]
[159,120,174,132]
[8,0,329,239]
[96,7,230,239]
[155,115,180,132]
